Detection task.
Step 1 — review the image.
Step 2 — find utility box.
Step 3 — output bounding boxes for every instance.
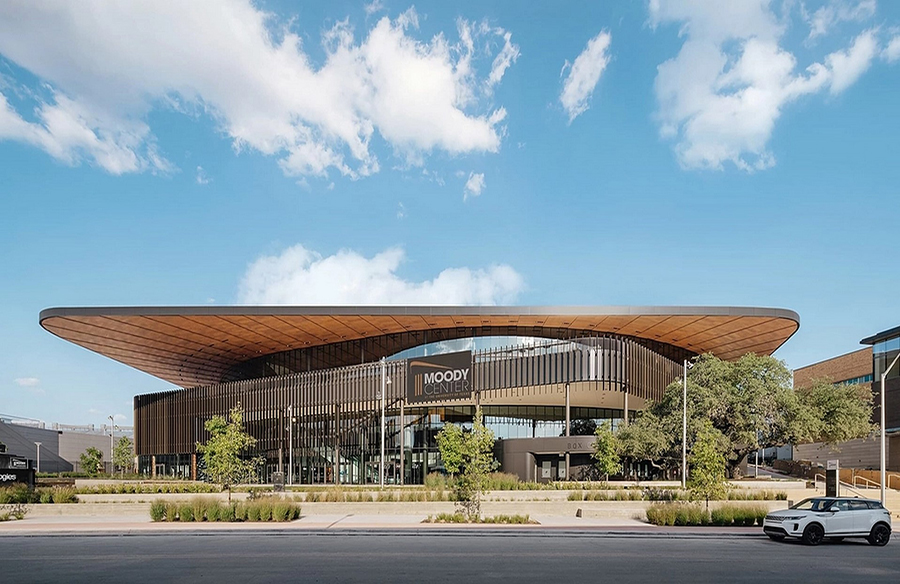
[826,459,839,497]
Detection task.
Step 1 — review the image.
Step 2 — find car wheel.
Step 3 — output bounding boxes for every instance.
[867,523,891,547]
[767,534,786,542]
[802,523,825,546]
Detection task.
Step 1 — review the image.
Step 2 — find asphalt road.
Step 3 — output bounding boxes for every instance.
[2,531,898,583]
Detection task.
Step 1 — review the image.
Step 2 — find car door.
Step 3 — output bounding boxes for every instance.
[848,500,872,534]
[825,500,854,535]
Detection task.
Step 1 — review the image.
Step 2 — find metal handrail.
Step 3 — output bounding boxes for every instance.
[853,475,881,489]
[813,473,869,498]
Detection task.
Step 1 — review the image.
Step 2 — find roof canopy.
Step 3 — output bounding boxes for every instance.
[40,305,799,388]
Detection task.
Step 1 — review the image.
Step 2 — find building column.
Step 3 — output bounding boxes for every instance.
[191,453,197,481]
[151,455,156,478]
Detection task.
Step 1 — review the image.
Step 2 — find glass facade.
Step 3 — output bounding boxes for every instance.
[136,334,686,483]
[874,335,900,381]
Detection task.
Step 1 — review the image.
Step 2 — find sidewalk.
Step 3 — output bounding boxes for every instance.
[0,512,765,537]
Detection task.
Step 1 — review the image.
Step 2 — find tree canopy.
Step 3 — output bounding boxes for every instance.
[79,446,103,475]
[592,421,622,481]
[435,407,498,520]
[196,403,261,500]
[112,436,134,475]
[618,353,874,478]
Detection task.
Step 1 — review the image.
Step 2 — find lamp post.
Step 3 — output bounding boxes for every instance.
[880,352,900,504]
[287,404,294,486]
[34,442,42,473]
[380,357,386,488]
[108,415,115,475]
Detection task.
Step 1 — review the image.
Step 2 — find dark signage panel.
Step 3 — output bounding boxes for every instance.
[0,468,36,489]
[407,351,473,404]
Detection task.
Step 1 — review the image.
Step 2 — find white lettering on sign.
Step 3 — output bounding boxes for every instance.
[0,474,18,482]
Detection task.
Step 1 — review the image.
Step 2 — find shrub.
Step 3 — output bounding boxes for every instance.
[220,503,236,522]
[710,506,733,526]
[178,503,194,522]
[191,498,208,522]
[165,502,179,522]
[150,500,167,522]
[246,503,261,522]
[0,485,34,504]
[207,503,220,522]
[424,473,447,489]
[39,490,54,504]
[646,503,707,526]
[272,502,289,522]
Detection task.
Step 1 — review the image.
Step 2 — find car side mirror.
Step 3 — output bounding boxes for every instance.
[829,508,839,513]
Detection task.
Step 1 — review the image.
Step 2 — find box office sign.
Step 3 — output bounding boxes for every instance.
[407,351,473,404]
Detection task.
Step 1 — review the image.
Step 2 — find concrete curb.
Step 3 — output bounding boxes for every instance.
[0,526,767,538]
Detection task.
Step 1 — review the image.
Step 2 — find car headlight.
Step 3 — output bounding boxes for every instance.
[782,515,803,520]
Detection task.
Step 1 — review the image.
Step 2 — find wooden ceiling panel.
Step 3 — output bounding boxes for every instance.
[40,306,799,388]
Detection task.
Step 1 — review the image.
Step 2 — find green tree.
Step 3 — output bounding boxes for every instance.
[79,446,104,475]
[435,422,465,478]
[688,420,728,508]
[795,379,876,445]
[196,403,261,501]
[436,407,498,521]
[591,421,622,482]
[618,353,874,478]
[113,436,134,476]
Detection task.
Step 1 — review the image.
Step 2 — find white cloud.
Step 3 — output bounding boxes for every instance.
[463,171,485,200]
[364,1,385,17]
[396,201,406,219]
[0,92,169,174]
[238,244,524,305]
[883,34,900,62]
[804,0,876,41]
[113,413,127,422]
[559,31,612,123]
[14,377,40,387]
[0,2,517,179]
[649,1,883,171]
[826,29,879,94]
[195,166,210,185]
[487,31,520,90]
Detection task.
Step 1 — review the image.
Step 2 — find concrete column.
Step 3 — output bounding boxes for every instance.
[151,455,156,478]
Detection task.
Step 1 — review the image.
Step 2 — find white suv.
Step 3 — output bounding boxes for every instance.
[763,497,891,546]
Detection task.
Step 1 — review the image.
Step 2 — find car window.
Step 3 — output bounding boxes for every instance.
[791,498,831,511]
[833,500,851,511]
[848,501,868,511]
[867,501,884,509]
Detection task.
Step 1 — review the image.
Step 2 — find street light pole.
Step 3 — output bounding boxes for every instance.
[880,352,900,504]
[380,357,386,488]
[34,442,41,473]
[288,404,293,486]
[108,415,115,475]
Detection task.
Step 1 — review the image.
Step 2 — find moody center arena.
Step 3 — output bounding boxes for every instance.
[40,305,799,485]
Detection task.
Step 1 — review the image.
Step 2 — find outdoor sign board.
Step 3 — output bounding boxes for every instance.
[406,351,473,404]
[0,468,35,489]
[826,459,839,497]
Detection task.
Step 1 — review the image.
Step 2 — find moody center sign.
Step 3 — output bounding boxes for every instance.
[407,351,473,404]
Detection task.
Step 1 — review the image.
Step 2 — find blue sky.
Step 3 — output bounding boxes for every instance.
[1,0,899,427]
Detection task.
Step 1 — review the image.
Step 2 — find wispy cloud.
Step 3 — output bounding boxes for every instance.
[14,377,40,387]
[463,172,485,201]
[559,31,612,123]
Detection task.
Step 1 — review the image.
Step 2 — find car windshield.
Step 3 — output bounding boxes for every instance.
[790,498,834,511]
